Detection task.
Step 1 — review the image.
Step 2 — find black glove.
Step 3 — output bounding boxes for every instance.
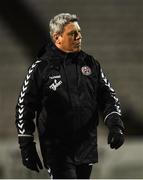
[19,136,43,172]
[108,127,125,149]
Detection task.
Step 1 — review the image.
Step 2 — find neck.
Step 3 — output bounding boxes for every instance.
[54,43,70,53]
[55,43,80,53]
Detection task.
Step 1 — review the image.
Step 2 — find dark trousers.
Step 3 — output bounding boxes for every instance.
[48,162,93,179]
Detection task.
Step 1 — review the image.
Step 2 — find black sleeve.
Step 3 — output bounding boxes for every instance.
[97,62,124,130]
[15,59,42,137]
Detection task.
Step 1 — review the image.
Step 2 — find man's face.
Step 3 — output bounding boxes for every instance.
[55,22,82,52]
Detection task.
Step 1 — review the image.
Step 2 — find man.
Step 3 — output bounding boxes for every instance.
[15,13,125,179]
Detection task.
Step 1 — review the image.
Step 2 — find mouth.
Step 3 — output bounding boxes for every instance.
[74,41,81,47]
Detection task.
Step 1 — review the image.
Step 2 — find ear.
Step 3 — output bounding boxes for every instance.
[52,33,62,44]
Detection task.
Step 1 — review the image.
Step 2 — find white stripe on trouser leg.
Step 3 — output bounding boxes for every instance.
[48,167,53,179]
[89,163,94,166]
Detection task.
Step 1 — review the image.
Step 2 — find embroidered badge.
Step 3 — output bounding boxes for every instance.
[81,66,92,76]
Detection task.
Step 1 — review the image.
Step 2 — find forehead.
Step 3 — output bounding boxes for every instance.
[63,22,81,32]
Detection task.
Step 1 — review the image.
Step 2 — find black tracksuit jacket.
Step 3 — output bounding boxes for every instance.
[15,42,124,166]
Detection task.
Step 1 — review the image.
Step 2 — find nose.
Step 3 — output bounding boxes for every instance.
[76,32,82,40]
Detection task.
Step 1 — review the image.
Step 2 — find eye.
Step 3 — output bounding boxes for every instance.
[68,31,75,36]
[68,30,81,36]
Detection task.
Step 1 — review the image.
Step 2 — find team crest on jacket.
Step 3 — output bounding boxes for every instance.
[81,66,92,76]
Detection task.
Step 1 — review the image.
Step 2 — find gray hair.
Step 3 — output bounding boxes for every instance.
[49,13,78,39]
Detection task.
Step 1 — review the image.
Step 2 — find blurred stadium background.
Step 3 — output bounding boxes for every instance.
[0,0,143,178]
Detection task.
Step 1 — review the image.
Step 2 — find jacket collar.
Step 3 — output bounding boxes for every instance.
[37,40,87,67]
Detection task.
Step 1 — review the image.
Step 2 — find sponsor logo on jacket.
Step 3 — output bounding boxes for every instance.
[49,75,62,91]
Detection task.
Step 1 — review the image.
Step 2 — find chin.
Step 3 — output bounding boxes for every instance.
[73,47,81,52]
[66,46,81,53]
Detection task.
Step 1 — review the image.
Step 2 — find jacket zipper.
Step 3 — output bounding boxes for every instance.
[62,54,73,108]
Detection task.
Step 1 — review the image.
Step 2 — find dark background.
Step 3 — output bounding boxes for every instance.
[0,0,143,178]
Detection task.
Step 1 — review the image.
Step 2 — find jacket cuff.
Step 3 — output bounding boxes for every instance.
[18,134,33,137]
[18,135,34,148]
[104,112,125,131]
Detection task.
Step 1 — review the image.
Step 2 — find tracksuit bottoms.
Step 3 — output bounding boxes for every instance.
[48,162,93,179]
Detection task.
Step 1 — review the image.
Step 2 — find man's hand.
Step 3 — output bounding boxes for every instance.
[19,137,43,172]
[108,127,125,149]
